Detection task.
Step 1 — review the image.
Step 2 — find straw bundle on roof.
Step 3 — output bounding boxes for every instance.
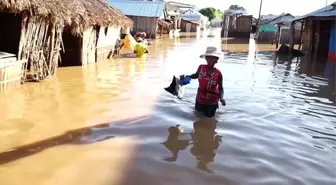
[0,0,133,34]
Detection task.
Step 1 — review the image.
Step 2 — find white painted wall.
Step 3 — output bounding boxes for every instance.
[82,25,123,64]
[82,27,97,65]
[96,26,121,48]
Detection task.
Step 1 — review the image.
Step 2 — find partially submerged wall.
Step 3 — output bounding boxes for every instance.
[81,27,97,65]
[96,26,121,61]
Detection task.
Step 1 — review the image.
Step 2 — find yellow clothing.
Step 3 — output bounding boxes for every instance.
[134,43,147,58]
[123,34,136,50]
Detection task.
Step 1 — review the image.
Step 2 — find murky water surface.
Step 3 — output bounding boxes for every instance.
[0,37,335,185]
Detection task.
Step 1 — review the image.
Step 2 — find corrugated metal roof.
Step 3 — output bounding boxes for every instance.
[224,9,248,15]
[292,3,336,22]
[262,13,294,25]
[182,9,208,21]
[107,0,165,17]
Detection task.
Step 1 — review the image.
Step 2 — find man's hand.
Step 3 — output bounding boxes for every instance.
[179,75,186,80]
[220,99,226,106]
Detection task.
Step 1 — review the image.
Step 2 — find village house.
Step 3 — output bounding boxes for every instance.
[180,9,208,37]
[61,0,133,67]
[166,1,197,36]
[221,13,253,38]
[180,19,200,33]
[164,2,183,30]
[108,0,174,39]
[290,3,336,79]
[259,14,294,34]
[0,0,132,92]
[274,20,302,48]
[258,13,301,45]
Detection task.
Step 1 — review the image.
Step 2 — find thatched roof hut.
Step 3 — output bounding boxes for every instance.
[0,0,133,84]
[0,0,133,35]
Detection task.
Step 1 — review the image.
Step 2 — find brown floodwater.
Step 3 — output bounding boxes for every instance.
[0,36,335,185]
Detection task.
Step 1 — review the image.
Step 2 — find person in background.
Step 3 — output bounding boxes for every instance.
[134,37,149,58]
[107,36,123,58]
[185,46,226,117]
[134,32,146,40]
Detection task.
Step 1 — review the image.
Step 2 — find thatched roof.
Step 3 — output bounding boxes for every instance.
[0,0,133,34]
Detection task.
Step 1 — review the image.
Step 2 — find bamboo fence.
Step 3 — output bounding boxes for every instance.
[19,16,63,82]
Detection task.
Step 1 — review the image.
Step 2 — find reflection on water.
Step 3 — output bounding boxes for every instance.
[190,119,221,173]
[0,37,335,185]
[162,119,222,173]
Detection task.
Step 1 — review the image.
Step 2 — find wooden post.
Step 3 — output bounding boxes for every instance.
[221,14,226,37]
[289,23,295,52]
[48,24,55,77]
[177,17,181,29]
[308,19,314,61]
[276,25,281,49]
[298,20,304,50]
[18,16,28,60]
[160,23,163,36]
[313,20,320,62]
[258,0,263,25]
[18,16,28,84]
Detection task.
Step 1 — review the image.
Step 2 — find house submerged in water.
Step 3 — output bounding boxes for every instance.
[290,2,336,79]
[221,9,253,38]
[258,13,302,45]
[290,3,336,61]
[180,9,208,37]
[0,0,132,91]
[108,0,181,38]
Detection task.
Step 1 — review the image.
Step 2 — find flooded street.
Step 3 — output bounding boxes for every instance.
[0,37,335,185]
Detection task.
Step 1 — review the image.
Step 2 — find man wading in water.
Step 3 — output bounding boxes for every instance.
[185,46,226,117]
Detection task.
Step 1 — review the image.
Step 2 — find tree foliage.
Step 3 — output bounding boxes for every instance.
[199,7,223,21]
[228,5,246,11]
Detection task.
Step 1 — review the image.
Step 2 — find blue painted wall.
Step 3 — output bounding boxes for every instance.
[324,22,336,78]
[328,25,336,53]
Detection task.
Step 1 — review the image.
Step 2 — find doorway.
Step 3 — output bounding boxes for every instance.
[186,23,191,32]
[59,28,82,67]
[317,20,332,62]
[0,12,22,55]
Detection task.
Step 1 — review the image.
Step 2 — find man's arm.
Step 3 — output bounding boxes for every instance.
[218,72,224,100]
[186,65,201,79]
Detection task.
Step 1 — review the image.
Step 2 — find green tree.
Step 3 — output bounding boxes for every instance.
[199,7,223,21]
[228,5,246,11]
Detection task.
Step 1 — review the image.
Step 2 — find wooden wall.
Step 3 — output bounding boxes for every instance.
[257,28,301,44]
[61,25,122,66]
[300,19,334,62]
[128,16,158,39]
[236,16,253,33]
[301,19,313,54]
[222,15,252,37]
[279,28,301,44]
[180,20,199,32]
[0,57,26,92]
[316,20,332,60]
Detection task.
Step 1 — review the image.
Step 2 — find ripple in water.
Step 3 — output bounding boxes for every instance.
[0,37,335,185]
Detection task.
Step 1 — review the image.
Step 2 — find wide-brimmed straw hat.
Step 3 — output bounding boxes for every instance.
[200,46,223,59]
